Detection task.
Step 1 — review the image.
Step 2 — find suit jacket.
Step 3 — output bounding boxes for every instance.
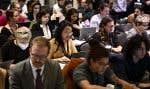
[9,58,64,89]
[31,22,53,39]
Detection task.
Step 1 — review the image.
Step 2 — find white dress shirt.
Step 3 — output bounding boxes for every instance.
[30,59,44,84]
[112,0,127,12]
[40,24,51,39]
[90,14,103,28]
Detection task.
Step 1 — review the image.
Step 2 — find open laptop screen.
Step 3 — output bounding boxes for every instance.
[79,27,96,41]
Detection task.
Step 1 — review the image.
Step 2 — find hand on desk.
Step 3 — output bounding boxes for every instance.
[111,45,122,53]
[122,83,140,89]
[138,83,150,88]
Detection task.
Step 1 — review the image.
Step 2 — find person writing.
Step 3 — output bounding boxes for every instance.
[9,36,64,89]
[73,38,139,89]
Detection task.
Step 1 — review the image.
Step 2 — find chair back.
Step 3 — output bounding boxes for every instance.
[62,58,84,89]
[0,68,7,89]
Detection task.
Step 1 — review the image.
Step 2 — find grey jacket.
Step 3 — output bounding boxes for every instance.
[9,58,64,89]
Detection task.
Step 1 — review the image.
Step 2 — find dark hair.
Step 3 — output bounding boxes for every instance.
[96,3,109,14]
[87,38,109,64]
[36,9,49,23]
[6,10,14,21]
[65,1,72,6]
[134,5,143,12]
[122,34,150,57]
[18,0,26,2]
[97,16,114,43]
[99,16,113,28]
[30,36,50,53]
[54,20,72,52]
[28,1,41,12]
[65,8,78,23]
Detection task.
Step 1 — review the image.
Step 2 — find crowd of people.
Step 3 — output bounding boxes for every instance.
[0,0,149,89]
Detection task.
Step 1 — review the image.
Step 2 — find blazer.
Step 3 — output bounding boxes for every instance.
[31,22,53,39]
[48,38,77,59]
[9,58,64,89]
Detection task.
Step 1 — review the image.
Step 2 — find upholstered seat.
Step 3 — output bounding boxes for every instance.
[62,58,84,89]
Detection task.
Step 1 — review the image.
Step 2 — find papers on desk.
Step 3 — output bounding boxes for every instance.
[146,30,150,35]
[106,84,115,89]
[73,40,86,46]
[59,63,66,70]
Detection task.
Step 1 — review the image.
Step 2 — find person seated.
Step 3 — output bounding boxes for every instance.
[1,26,31,66]
[127,6,143,23]
[0,10,18,47]
[26,1,41,21]
[65,1,73,12]
[90,3,110,28]
[9,36,64,89]
[92,16,122,53]
[31,9,52,40]
[65,8,81,39]
[48,20,77,62]
[73,38,140,89]
[9,1,26,23]
[51,0,65,23]
[115,34,150,89]
[126,14,150,39]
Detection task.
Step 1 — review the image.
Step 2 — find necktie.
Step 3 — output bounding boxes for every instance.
[36,69,44,89]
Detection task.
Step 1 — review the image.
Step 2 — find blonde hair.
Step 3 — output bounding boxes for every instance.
[135,14,150,23]
[14,26,32,40]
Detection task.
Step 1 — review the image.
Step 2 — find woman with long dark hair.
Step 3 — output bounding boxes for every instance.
[31,9,52,39]
[65,8,81,39]
[92,16,122,53]
[0,10,18,47]
[26,1,41,21]
[48,20,77,62]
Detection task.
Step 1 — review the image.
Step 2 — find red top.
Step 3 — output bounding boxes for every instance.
[0,13,7,26]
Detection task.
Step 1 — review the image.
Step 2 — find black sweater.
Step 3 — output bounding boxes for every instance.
[1,40,29,64]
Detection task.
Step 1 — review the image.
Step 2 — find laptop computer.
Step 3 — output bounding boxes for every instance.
[79,27,96,41]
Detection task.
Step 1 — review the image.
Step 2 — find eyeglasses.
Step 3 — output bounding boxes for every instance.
[31,53,47,60]
[97,61,109,67]
[17,31,29,34]
[137,47,146,52]
[136,22,149,26]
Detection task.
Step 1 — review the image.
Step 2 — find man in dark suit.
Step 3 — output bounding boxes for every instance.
[9,36,64,89]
